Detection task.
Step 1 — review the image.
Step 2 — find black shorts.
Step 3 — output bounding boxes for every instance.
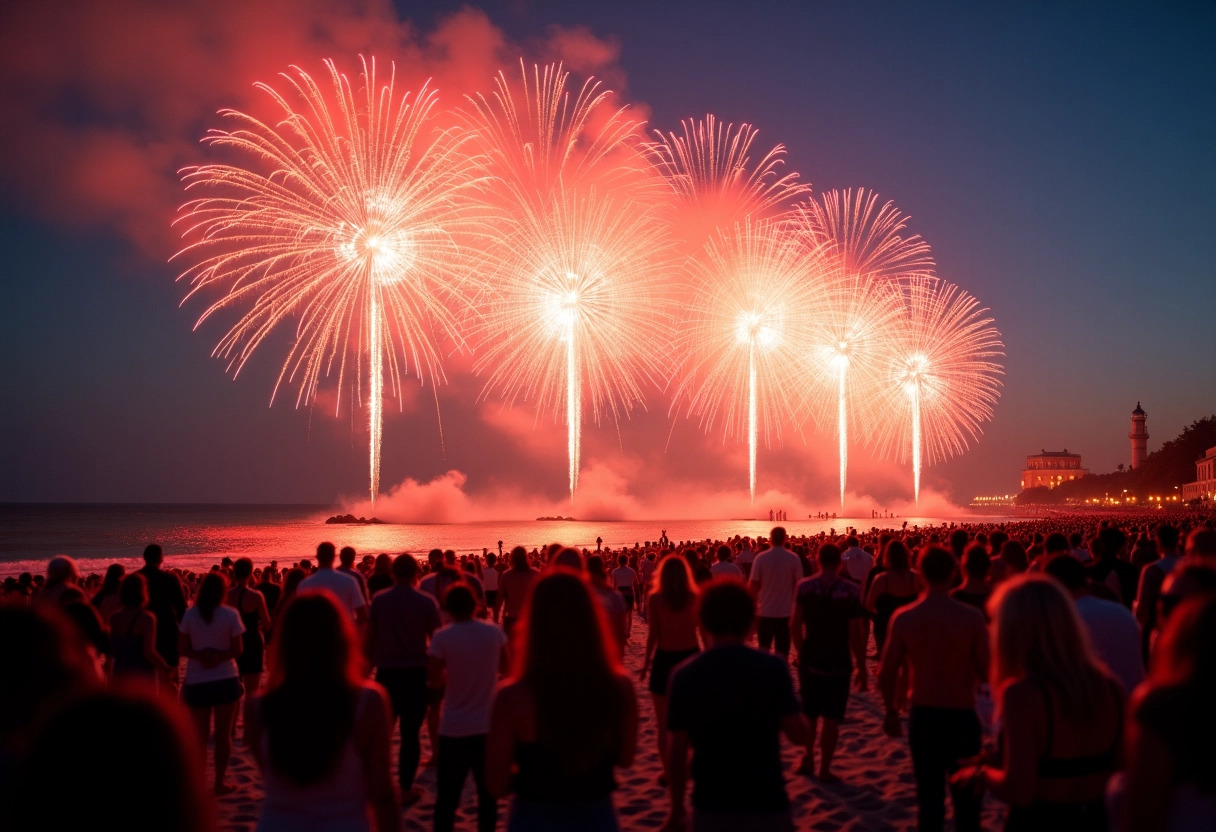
[485,590,498,608]
[618,589,634,610]
[649,648,699,696]
[800,672,849,721]
[182,677,243,709]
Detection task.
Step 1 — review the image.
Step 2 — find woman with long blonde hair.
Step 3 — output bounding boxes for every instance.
[642,554,701,784]
[953,574,1123,830]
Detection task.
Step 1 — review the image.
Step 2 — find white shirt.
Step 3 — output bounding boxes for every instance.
[749,545,802,618]
[300,568,367,620]
[1075,595,1145,694]
[841,547,875,583]
[612,565,638,590]
[710,561,744,580]
[180,605,244,685]
[428,620,507,737]
[481,566,499,592]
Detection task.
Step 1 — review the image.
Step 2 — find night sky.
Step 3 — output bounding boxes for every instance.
[1,1,1213,513]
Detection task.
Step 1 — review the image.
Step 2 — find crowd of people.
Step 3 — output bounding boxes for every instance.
[2,509,1215,831]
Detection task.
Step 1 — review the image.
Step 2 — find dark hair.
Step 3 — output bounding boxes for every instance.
[119,573,148,608]
[1097,527,1127,560]
[262,593,360,786]
[282,568,306,600]
[316,542,336,565]
[1045,554,1086,592]
[717,544,732,562]
[920,547,957,585]
[517,571,622,777]
[7,690,209,832]
[339,546,356,566]
[233,557,253,582]
[1157,524,1180,552]
[444,584,476,619]
[963,545,991,579]
[392,554,419,582]
[618,554,628,567]
[1000,540,1030,573]
[143,544,163,566]
[845,536,859,548]
[771,526,787,545]
[100,564,125,595]
[884,540,911,572]
[195,573,226,624]
[699,579,755,638]
[586,554,606,580]
[510,546,529,570]
[950,529,969,557]
[818,543,842,569]
[1045,533,1069,555]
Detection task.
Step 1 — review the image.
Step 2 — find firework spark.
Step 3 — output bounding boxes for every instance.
[463,63,673,500]
[647,115,808,246]
[672,218,830,503]
[874,277,1005,504]
[798,189,935,509]
[174,58,484,506]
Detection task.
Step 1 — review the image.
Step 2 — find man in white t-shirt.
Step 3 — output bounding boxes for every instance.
[300,542,367,624]
[428,584,508,832]
[1045,554,1144,694]
[709,544,744,580]
[841,537,875,585]
[748,527,803,661]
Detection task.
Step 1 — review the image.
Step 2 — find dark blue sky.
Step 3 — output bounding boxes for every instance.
[1,1,1213,508]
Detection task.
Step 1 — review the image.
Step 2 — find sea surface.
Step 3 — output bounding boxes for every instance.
[0,503,1013,577]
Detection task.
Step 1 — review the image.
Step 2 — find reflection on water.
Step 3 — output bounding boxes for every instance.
[0,503,1009,577]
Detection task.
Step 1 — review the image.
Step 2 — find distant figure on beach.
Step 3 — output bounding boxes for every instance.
[338,546,372,605]
[612,554,639,638]
[487,570,638,831]
[791,543,862,783]
[643,555,701,785]
[139,543,188,677]
[427,584,508,832]
[482,552,501,622]
[363,554,440,808]
[178,572,245,796]
[300,542,367,624]
[248,592,400,832]
[749,527,802,661]
[879,547,987,832]
[709,544,743,580]
[91,563,126,622]
[952,575,1123,831]
[665,579,809,831]
[38,555,83,606]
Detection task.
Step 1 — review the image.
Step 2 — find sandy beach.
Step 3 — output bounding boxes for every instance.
[211,621,1006,831]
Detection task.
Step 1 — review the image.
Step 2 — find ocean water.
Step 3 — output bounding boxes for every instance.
[0,503,1009,577]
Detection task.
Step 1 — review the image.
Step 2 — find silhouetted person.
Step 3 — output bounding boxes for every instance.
[110,573,173,685]
[249,592,400,831]
[178,572,244,795]
[363,554,440,806]
[6,689,211,832]
[487,570,638,830]
[666,578,809,831]
[749,526,802,660]
[791,543,862,782]
[428,584,508,832]
[229,557,272,696]
[879,547,988,832]
[300,542,367,624]
[138,544,187,674]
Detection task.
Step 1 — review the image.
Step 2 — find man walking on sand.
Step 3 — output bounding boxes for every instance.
[878,546,988,832]
[748,527,802,661]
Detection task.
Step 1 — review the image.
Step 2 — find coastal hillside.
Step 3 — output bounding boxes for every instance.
[1018,415,1216,505]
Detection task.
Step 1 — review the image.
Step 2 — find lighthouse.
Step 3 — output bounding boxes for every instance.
[1130,402,1148,469]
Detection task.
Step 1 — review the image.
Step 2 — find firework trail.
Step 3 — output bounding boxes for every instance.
[672,218,830,503]
[174,58,484,506]
[462,63,672,500]
[873,277,1004,504]
[647,115,808,245]
[798,189,935,509]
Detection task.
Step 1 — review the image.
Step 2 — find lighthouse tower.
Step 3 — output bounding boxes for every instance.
[1130,402,1148,469]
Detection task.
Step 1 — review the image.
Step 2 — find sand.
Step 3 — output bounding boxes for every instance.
[210,621,1007,831]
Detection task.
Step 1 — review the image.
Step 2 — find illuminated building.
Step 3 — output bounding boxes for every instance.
[1021,449,1087,490]
[1130,402,1149,470]
[1182,446,1216,502]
